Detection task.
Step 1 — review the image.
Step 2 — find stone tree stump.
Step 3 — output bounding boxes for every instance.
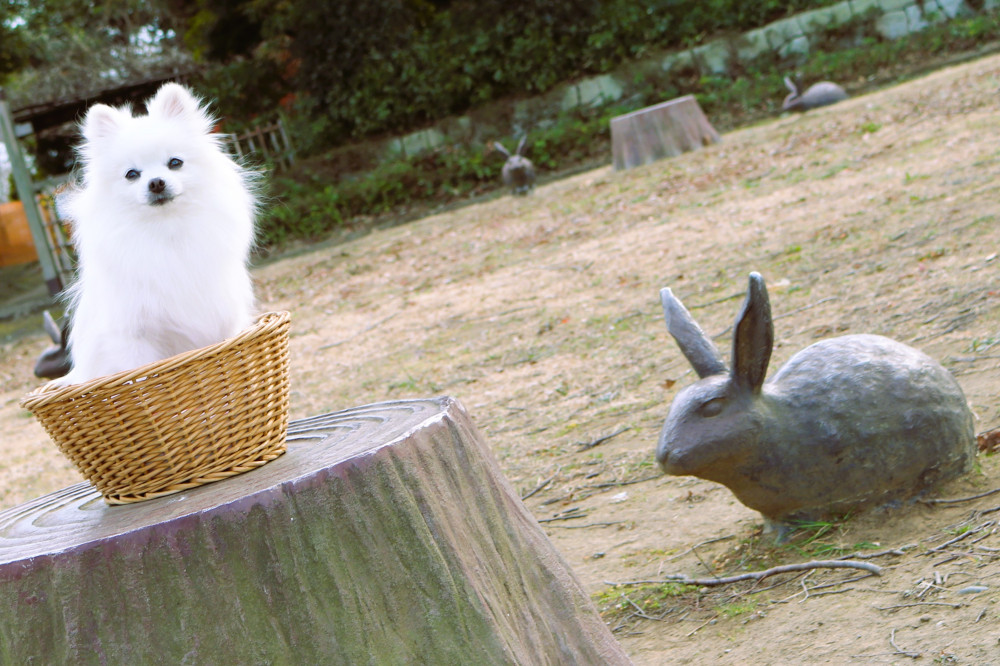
[0,397,630,664]
[610,95,720,170]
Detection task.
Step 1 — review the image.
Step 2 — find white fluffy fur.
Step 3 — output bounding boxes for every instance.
[56,83,256,385]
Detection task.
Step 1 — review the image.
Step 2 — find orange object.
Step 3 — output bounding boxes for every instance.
[0,201,39,266]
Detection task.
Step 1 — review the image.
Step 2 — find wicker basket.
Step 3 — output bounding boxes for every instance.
[20,311,291,505]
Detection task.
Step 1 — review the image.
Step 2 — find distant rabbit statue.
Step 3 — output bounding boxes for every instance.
[782,76,848,112]
[33,310,72,379]
[657,272,976,535]
[494,136,535,195]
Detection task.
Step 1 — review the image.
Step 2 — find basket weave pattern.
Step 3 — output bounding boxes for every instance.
[21,311,291,504]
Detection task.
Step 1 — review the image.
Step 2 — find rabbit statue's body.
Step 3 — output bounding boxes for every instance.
[33,310,72,379]
[657,273,975,532]
[782,76,847,112]
[494,137,535,195]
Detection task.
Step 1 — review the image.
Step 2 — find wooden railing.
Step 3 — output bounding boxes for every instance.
[223,118,295,172]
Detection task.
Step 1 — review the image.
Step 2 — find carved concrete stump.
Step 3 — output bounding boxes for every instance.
[610,95,720,171]
[0,397,630,664]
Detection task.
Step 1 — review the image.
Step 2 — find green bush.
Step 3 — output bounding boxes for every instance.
[257,104,620,246]
[256,8,1000,249]
[204,0,845,151]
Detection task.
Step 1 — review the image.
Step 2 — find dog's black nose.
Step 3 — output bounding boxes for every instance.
[148,178,165,194]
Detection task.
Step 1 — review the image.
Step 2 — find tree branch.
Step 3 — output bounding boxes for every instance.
[607,559,881,588]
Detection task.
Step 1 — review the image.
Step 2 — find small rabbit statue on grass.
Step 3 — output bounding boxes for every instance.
[494,136,535,195]
[657,272,976,537]
[33,310,71,379]
[782,76,848,112]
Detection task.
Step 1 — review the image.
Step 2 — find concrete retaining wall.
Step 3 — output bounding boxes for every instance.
[377,0,989,160]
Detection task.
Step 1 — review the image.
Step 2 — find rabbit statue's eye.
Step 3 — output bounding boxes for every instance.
[167,158,184,170]
[698,397,726,417]
[125,169,140,182]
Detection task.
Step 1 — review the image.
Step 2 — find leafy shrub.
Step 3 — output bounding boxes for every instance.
[256,7,1000,249]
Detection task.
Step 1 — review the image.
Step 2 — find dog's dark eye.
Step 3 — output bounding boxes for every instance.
[125,169,140,181]
[698,397,726,418]
[167,158,183,170]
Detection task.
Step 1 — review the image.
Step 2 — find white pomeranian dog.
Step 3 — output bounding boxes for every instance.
[55,83,256,385]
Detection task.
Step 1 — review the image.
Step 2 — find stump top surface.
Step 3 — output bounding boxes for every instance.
[610,94,697,123]
[0,397,456,566]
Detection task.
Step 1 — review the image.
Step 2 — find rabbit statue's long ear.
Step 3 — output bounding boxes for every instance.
[516,135,527,155]
[783,76,798,94]
[493,141,511,157]
[660,287,727,378]
[731,272,773,392]
[42,310,62,345]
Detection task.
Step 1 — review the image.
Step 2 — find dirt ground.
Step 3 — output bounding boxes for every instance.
[4,54,1000,663]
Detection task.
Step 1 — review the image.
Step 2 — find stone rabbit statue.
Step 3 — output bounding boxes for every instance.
[656,272,976,534]
[782,76,848,112]
[33,310,72,379]
[494,136,535,195]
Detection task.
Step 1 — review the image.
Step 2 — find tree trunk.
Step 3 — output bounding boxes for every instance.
[0,397,630,665]
[610,95,720,171]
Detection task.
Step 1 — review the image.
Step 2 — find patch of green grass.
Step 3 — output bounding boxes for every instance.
[820,162,851,179]
[969,337,999,352]
[917,248,948,261]
[718,598,759,618]
[594,581,699,625]
[779,516,877,558]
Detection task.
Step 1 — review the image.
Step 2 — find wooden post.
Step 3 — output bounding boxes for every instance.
[0,89,64,295]
[610,95,720,171]
[0,398,630,664]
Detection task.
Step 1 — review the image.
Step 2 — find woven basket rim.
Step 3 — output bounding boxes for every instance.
[21,310,291,410]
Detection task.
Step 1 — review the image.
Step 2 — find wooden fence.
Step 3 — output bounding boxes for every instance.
[223,118,295,172]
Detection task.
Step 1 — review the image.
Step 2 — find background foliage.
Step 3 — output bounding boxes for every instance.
[254,7,1000,248]
[4,0,1000,250]
[1,0,189,104]
[179,0,843,148]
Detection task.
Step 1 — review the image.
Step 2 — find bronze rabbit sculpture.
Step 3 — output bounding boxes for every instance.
[657,272,976,534]
[782,76,848,112]
[494,136,535,195]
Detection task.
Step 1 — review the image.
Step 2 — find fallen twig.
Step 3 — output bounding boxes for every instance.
[837,544,916,560]
[875,602,963,611]
[576,426,631,451]
[608,559,881,587]
[919,486,1000,505]
[924,524,989,553]
[547,521,626,529]
[521,468,560,500]
[685,614,719,637]
[690,292,743,310]
[773,296,838,321]
[586,475,660,490]
[537,507,586,523]
[664,535,736,563]
[889,628,920,659]
[537,513,587,523]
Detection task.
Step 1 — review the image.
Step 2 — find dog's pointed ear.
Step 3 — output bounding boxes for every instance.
[81,104,129,142]
[147,83,214,134]
[147,83,198,118]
